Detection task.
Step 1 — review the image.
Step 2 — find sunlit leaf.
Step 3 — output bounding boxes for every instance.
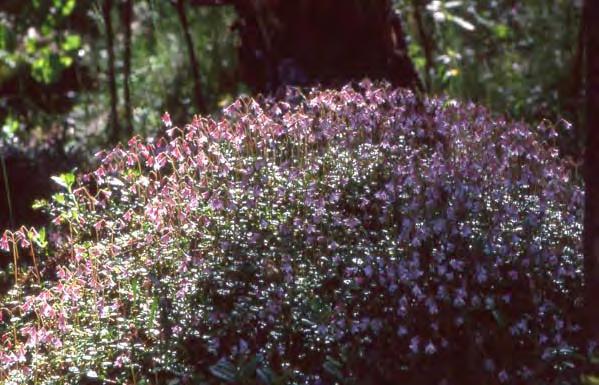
[323,357,344,381]
[24,40,36,56]
[31,199,48,210]
[51,172,75,190]
[444,0,462,8]
[494,24,510,39]
[61,0,77,16]
[59,55,73,67]
[0,24,6,51]
[2,116,19,139]
[447,14,475,31]
[85,370,98,379]
[62,34,81,51]
[209,360,237,383]
[52,193,66,204]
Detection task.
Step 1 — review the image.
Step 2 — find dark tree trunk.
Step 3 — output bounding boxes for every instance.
[121,0,134,137]
[174,0,207,114]
[102,0,120,143]
[584,0,599,344]
[412,0,434,92]
[230,0,421,94]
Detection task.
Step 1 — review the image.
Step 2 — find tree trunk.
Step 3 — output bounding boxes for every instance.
[412,0,434,92]
[174,0,207,114]
[102,0,120,143]
[231,0,422,94]
[583,0,599,344]
[121,0,133,137]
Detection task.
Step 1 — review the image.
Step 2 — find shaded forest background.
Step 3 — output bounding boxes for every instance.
[0,0,585,231]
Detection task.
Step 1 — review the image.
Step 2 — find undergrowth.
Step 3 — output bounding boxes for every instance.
[0,81,587,384]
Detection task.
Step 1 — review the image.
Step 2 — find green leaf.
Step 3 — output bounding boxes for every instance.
[51,172,75,190]
[31,52,63,84]
[62,34,81,51]
[106,176,125,187]
[64,172,75,187]
[446,14,475,31]
[323,357,344,381]
[0,24,7,51]
[24,36,37,54]
[493,24,510,40]
[256,367,274,385]
[32,199,48,210]
[32,227,48,249]
[209,360,237,383]
[2,116,19,139]
[52,193,66,204]
[444,0,462,8]
[148,296,158,328]
[61,0,76,16]
[85,370,98,379]
[59,55,73,67]
[131,278,140,302]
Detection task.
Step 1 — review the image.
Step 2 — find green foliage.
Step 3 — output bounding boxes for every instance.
[0,0,584,154]
[50,172,76,191]
[0,1,238,148]
[1,0,81,84]
[396,0,582,133]
[125,2,238,135]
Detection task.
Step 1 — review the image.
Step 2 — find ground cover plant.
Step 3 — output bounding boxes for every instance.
[0,81,587,384]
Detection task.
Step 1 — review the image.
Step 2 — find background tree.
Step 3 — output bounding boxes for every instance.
[584,0,599,345]
[174,0,208,114]
[229,0,421,93]
[410,0,434,92]
[121,0,134,137]
[102,0,120,142]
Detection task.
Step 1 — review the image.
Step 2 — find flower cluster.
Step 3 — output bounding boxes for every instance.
[0,81,585,384]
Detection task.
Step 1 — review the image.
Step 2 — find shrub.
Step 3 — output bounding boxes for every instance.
[0,81,585,384]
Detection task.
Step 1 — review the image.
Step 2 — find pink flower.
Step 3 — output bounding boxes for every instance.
[409,336,420,353]
[161,111,172,128]
[93,219,106,231]
[154,152,168,171]
[425,341,437,355]
[123,210,133,222]
[0,231,10,252]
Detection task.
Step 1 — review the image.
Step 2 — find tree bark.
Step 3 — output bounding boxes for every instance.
[230,0,421,94]
[121,0,133,137]
[174,0,207,114]
[583,0,599,344]
[412,0,434,92]
[102,0,120,143]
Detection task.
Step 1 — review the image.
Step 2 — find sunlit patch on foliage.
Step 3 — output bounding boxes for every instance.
[0,81,587,384]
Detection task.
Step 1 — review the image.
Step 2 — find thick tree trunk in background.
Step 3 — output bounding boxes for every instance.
[121,0,133,137]
[102,0,120,143]
[174,0,207,114]
[584,0,599,344]
[412,0,434,92]
[230,0,421,93]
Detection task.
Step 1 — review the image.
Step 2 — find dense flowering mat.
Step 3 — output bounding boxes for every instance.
[0,82,586,384]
